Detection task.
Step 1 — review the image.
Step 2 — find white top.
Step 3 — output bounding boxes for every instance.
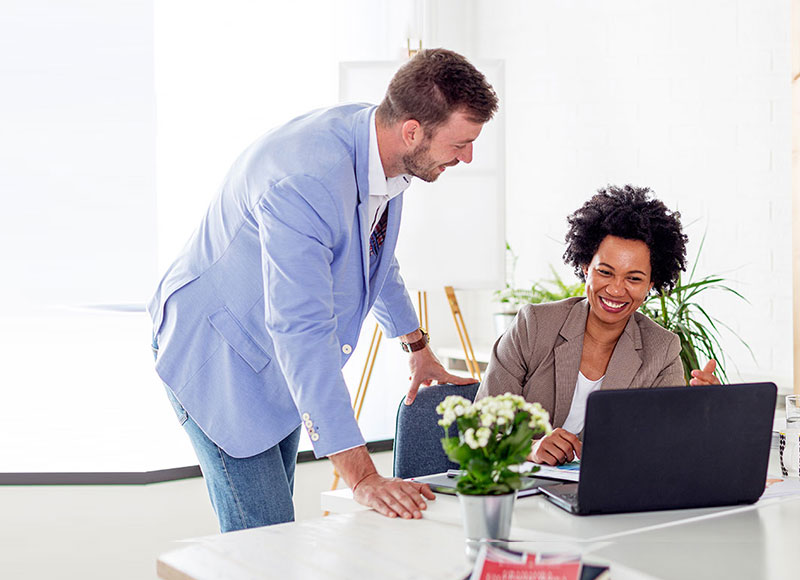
[561,371,605,434]
[367,110,411,233]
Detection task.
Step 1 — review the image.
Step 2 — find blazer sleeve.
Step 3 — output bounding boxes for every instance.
[370,255,419,338]
[650,333,686,387]
[476,306,537,400]
[255,174,365,458]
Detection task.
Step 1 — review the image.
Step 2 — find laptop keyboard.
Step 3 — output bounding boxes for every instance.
[558,490,579,503]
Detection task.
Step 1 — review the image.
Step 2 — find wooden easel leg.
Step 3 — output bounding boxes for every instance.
[418,290,429,330]
[444,286,482,382]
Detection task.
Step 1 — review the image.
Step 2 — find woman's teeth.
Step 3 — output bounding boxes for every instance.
[600,296,626,309]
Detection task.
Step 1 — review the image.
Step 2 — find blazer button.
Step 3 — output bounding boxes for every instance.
[301,413,310,421]
[311,433,320,442]
[342,344,352,354]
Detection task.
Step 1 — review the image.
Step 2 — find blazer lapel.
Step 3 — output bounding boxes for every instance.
[601,315,643,390]
[552,300,589,427]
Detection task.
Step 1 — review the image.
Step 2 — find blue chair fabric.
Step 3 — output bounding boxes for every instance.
[392,382,480,479]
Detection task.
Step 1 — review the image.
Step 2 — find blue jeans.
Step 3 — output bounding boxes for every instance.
[154,338,301,532]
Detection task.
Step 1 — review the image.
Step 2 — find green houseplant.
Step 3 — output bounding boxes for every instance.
[494,244,584,335]
[639,237,752,384]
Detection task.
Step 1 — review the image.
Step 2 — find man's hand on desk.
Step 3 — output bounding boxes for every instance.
[529,428,582,466]
[351,474,435,519]
[329,444,435,520]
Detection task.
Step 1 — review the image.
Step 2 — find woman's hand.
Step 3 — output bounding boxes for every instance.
[528,428,582,465]
[689,359,721,386]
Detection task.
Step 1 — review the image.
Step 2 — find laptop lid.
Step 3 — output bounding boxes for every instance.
[573,382,776,515]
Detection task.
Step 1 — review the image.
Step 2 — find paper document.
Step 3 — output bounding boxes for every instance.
[523,460,581,482]
[761,477,800,500]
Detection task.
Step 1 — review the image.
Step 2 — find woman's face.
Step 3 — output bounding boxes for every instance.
[583,235,654,328]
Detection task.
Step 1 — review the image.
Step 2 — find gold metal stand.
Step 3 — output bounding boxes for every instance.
[444,286,482,381]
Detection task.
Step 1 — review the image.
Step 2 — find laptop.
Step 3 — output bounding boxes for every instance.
[539,382,776,515]
[410,470,564,497]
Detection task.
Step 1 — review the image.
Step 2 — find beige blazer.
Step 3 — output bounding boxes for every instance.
[476,297,685,429]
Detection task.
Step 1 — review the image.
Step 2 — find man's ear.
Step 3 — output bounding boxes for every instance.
[400,119,421,147]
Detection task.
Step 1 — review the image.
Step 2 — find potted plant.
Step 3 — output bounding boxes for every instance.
[493,243,585,336]
[639,236,752,384]
[436,393,552,559]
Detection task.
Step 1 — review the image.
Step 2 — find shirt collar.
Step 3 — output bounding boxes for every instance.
[368,110,412,200]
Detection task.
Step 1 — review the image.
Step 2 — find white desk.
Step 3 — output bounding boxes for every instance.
[158,490,800,580]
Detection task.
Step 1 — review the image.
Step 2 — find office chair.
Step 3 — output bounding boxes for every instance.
[392,382,480,479]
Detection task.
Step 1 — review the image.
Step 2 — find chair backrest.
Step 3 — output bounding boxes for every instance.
[393,382,480,479]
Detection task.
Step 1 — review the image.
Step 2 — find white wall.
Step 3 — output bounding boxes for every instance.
[0,0,157,307]
[1,0,791,472]
[0,0,180,472]
[459,0,791,390]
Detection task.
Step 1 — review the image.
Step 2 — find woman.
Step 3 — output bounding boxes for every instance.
[476,185,719,466]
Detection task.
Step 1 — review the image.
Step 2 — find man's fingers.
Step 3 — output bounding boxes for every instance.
[354,477,430,519]
[382,481,429,519]
[416,482,436,500]
[445,373,478,386]
[404,380,422,405]
[381,493,416,519]
[371,497,398,518]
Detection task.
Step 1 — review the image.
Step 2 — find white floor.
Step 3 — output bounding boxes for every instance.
[0,451,394,580]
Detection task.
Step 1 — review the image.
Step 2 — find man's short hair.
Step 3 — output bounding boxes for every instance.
[376,48,498,132]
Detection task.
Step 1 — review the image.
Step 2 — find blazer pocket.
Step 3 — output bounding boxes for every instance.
[208,307,271,373]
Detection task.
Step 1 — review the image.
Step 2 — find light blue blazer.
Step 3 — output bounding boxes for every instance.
[148,104,419,458]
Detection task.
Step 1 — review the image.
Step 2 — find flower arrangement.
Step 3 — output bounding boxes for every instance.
[437,393,552,495]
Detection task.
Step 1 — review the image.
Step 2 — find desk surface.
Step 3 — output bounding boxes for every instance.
[158,491,800,580]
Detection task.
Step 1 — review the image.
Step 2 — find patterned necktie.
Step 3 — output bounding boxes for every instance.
[369,208,388,257]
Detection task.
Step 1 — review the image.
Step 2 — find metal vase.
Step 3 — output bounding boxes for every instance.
[457,491,517,561]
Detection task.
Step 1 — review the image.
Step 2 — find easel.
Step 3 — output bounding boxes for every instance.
[324,287,481,510]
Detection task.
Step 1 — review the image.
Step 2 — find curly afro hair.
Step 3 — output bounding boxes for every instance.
[563,184,687,293]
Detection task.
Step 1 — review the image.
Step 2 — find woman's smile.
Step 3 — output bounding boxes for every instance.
[598,296,629,312]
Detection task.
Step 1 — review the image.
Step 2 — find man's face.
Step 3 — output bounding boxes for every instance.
[402,110,484,182]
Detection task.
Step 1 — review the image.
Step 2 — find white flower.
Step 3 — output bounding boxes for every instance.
[438,409,456,427]
[436,395,471,428]
[464,428,480,449]
[476,427,491,447]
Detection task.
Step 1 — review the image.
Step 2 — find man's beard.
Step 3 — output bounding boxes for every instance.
[402,140,442,183]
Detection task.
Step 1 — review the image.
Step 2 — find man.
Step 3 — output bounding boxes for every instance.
[149,48,498,532]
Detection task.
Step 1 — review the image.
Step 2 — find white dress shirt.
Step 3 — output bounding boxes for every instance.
[367,110,411,234]
[562,372,605,434]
